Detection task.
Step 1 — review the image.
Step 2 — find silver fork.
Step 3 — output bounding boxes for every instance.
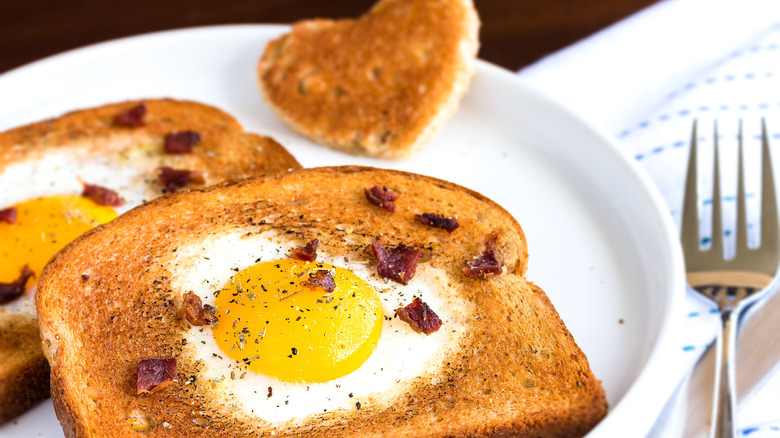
[681,119,780,437]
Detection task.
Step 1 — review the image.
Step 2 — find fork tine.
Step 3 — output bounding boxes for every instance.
[760,119,779,257]
[712,121,724,259]
[681,121,700,258]
[736,120,749,254]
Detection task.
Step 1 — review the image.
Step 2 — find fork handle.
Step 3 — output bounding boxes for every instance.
[711,309,739,438]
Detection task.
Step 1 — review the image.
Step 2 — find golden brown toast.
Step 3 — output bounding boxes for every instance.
[0,98,301,423]
[257,0,480,159]
[0,310,50,424]
[36,166,606,437]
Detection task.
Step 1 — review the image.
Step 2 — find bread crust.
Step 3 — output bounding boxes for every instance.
[0,99,301,182]
[257,0,480,159]
[36,166,606,437]
[0,98,301,423]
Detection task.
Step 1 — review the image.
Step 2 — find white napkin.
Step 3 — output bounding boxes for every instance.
[517,0,780,435]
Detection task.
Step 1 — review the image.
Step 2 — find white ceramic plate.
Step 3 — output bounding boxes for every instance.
[0,25,685,437]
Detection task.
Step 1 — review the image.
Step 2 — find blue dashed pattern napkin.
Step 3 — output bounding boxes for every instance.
[517,0,780,435]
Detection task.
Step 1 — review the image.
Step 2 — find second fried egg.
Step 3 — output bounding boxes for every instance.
[0,195,117,285]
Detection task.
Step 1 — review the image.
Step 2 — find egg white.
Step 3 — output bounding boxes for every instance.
[0,152,141,322]
[168,229,473,425]
[0,145,189,213]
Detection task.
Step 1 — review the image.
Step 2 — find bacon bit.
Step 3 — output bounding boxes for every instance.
[0,265,33,304]
[182,291,217,326]
[302,270,336,292]
[396,297,442,335]
[290,239,319,262]
[0,207,17,224]
[364,185,398,213]
[370,240,422,285]
[114,103,147,127]
[164,131,201,154]
[135,358,177,394]
[158,166,205,193]
[464,232,504,277]
[81,182,126,207]
[415,213,459,232]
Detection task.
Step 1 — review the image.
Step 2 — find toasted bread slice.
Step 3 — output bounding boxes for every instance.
[0,98,301,423]
[37,166,606,437]
[257,0,480,159]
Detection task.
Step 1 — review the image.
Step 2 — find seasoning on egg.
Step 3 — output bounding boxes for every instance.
[212,259,383,383]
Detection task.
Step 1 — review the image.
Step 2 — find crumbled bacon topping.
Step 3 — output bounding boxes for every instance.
[82,182,125,207]
[0,207,17,224]
[182,291,217,326]
[370,240,422,285]
[302,269,336,292]
[114,103,147,127]
[135,358,177,394]
[158,166,205,193]
[290,239,319,262]
[464,232,504,277]
[396,297,442,335]
[415,213,459,232]
[164,131,201,154]
[364,185,398,213]
[0,265,33,305]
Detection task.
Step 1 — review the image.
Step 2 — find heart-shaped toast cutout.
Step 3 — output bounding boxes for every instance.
[257,0,480,159]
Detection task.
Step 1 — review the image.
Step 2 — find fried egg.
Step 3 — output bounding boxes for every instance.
[170,230,472,424]
[0,143,199,312]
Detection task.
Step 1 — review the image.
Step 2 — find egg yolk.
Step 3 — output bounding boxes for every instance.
[213,259,384,383]
[0,195,118,285]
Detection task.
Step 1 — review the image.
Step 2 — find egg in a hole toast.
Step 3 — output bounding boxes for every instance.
[36,166,607,437]
[257,0,480,159]
[0,98,301,423]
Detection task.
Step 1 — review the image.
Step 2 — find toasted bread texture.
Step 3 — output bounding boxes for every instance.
[0,306,50,423]
[37,166,606,437]
[0,98,301,423]
[257,0,480,159]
